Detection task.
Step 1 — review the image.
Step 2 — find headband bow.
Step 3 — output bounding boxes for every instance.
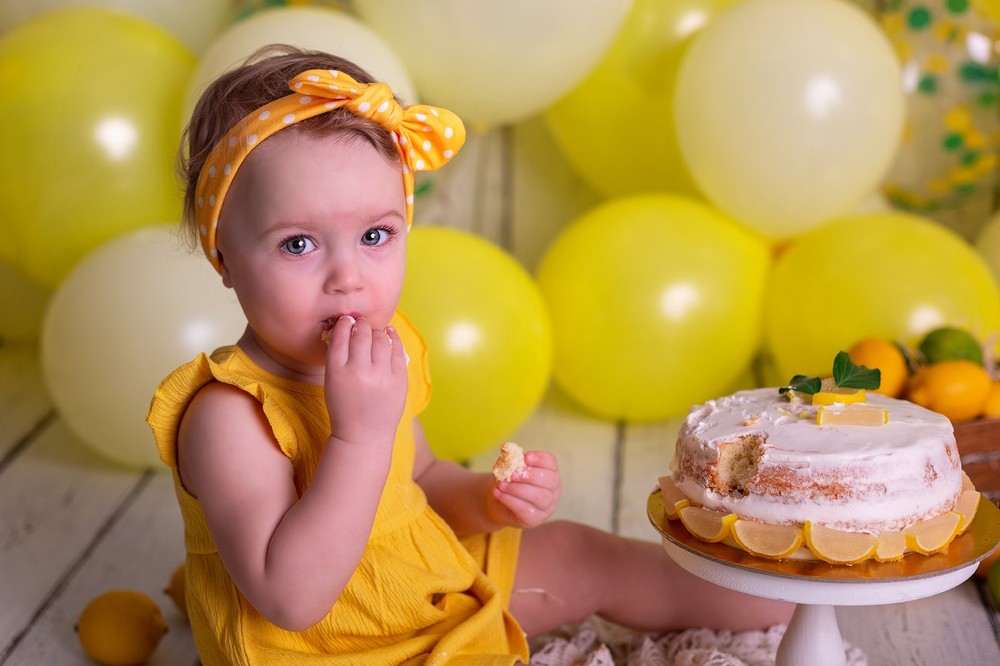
[194,68,466,273]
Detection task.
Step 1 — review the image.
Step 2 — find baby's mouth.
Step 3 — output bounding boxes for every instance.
[321,314,359,331]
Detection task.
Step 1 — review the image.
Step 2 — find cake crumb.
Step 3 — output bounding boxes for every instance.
[493,442,526,482]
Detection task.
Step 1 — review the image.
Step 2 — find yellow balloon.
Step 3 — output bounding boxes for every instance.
[354,0,631,127]
[41,227,246,469]
[0,0,232,54]
[183,6,417,122]
[674,0,905,239]
[975,209,1000,286]
[536,195,771,422]
[400,227,553,461]
[546,0,740,198]
[0,259,51,344]
[764,211,1000,381]
[0,8,195,288]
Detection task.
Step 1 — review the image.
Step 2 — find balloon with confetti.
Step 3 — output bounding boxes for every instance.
[879,0,1000,240]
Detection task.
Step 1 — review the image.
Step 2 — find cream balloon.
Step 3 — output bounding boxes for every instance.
[674,0,905,239]
[183,6,416,123]
[0,0,231,53]
[353,0,632,127]
[41,226,246,469]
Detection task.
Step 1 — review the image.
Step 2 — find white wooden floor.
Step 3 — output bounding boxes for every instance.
[2,121,1000,664]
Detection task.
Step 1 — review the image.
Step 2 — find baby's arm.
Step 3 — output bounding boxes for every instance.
[177,319,408,631]
[413,422,561,533]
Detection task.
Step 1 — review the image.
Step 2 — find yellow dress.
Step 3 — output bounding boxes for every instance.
[147,312,529,665]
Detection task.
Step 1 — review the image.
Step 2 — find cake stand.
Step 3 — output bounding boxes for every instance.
[647,491,1000,666]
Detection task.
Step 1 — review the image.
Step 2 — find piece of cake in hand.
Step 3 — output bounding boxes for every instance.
[493,442,526,482]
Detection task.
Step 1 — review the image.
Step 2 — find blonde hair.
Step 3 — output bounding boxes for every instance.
[178,45,400,246]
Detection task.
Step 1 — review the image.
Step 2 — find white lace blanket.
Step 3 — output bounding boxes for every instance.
[529,617,867,666]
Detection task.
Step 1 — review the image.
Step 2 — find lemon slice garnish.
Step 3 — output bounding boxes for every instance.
[953,489,980,535]
[875,531,906,562]
[816,404,888,426]
[658,476,691,521]
[905,512,962,555]
[812,388,867,405]
[731,520,803,559]
[678,506,737,543]
[803,521,878,564]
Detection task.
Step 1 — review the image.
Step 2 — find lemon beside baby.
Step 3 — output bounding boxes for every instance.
[77,589,167,665]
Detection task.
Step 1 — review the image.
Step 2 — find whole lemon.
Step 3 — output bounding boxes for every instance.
[918,327,984,366]
[163,563,187,617]
[76,589,167,666]
[984,381,1000,419]
[847,337,909,398]
[907,360,990,422]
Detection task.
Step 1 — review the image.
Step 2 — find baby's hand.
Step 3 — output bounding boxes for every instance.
[491,449,561,529]
[323,316,408,448]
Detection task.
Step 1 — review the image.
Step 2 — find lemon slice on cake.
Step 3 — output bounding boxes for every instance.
[875,531,906,562]
[678,506,737,543]
[953,489,981,535]
[905,512,962,555]
[731,520,803,559]
[804,522,878,564]
[658,476,691,520]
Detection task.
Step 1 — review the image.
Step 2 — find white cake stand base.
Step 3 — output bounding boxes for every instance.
[661,538,978,666]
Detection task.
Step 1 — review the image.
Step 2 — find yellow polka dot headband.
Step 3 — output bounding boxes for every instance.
[195,68,466,273]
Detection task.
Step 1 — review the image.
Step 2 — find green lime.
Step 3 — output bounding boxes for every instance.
[988,557,1000,606]
[918,327,984,365]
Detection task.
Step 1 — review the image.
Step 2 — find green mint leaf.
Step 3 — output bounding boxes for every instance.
[779,375,822,395]
[832,351,881,390]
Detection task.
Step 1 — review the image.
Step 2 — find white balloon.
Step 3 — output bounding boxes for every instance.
[183,6,416,122]
[41,226,246,469]
[353,0,632,127]
[0,0,230,53]
[674,0,905,239]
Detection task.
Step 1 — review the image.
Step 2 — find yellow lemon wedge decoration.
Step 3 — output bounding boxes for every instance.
[678,506,737,543]
[875,531,906,562]
[816,404,888,426]
[961,470,974,492]
[953,489,981,534]
[731,520,803,559]
[812,388,867,406]
[658,476,691,520]
[803,522,878,564]
[904,512,962,555]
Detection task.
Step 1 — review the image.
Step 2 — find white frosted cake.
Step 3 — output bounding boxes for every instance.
[662,387,981,563]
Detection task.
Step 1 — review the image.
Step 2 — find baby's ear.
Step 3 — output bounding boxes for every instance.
[218,253,233,288]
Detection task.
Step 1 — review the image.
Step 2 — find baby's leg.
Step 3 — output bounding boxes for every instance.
[508,520,792,638]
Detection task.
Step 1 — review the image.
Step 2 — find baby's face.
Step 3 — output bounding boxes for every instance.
[216,131,407,373]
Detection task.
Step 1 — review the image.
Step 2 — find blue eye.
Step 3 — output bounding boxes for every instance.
[281,235,316,255]
[361,227,392,247]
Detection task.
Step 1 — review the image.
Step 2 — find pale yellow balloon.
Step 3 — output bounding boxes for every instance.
[674,0,905,239]
[41,227,246,469]
[0,0,231,53]
[546,0,741,198]
[183,6,416,123]
[354,0,632,127]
